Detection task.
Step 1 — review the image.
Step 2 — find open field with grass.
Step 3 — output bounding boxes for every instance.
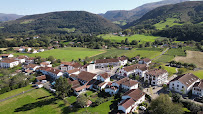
[14,47,105,61]
[0,88,63,114]
[187,70,203,79]
[154,48,186,63]
[0,85,32,100]
[154,18,182,30]
[99,34,159,43]
[161,65,177,76]
[174,51,203,68]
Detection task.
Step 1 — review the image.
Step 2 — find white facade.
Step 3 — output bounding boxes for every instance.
[105,87,119,95]
[0,61,19,68]
[119,59,128,66]
[192,86,203,96]
[121,83,138,90]
[144,72,168,86]
[96,75,110,82]
[169,80,199,94]
[87,64,95,72]
[118,68,147,78]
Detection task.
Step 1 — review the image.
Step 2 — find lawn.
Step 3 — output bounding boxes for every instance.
[0,88,63,114]
[72,100,113,114]
[14,47,105,62]
[154,18,182,30]
[187,70,203,79]
[162,65,177,76]
[174,51,203,68]
[100,34,159,43]
[0,85,32,100]
[66,96,77,104]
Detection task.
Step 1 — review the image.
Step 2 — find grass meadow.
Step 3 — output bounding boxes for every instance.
[99,34,159,43]
[154,18,182,30]
[14,47,105,61]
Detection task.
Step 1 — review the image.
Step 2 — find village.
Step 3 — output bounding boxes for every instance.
[0,52,202,114]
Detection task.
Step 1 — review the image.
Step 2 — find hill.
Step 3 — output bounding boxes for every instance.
[0,11,121,36]
[0,13,23,22]
[99,0,189,24]
[124,1,203,41]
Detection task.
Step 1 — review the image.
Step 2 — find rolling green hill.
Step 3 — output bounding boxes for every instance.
[0,11,121,36]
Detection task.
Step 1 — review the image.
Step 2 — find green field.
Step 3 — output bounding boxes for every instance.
[188,70,203,79]
[162,65,177,76]
[154,48,186,63]
[14,47,105,61]
[0,88,63,114]
[154,18,182,30]
[0,87,114,114]
[100,34,159,43]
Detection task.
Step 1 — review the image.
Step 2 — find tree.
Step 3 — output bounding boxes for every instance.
[150,94,184,114]
[125,38,129,45]
[55,77,71,99]
[172,93,182,103]
[76,94,88,108]
[0,50,3,54]
[131,40,138,45]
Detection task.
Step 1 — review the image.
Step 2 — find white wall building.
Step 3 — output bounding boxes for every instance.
[0,59,19,68]
[169,73,200,94]
[118,64,147,77]
[192,80,203,96]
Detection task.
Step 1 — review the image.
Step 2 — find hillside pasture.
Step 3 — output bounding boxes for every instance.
[187,70,203,79]
[14,47,105,62]
[154,18,182,30]
[174,51,203,68]
[100,34,159,43]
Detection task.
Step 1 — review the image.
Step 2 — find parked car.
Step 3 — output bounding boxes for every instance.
[139,106,146,110]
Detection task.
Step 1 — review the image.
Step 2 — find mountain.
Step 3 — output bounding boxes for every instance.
[0,13,23,22]
[100,0,190,23]
[124,1,203,29]
[0,11,121,35]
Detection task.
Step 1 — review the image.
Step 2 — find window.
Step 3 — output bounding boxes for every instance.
[172,84,174,86]
[182,86,184,88]
[177,85,179,87]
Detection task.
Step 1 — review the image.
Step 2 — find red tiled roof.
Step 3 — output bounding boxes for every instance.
[0,54,12,57]
[67,68,80,74]
[122,80,138,87]
[78,71,97,82]
[123,64,147,72]
[123,89,145,101]
[171,73,199,87]
[118,57,127,61]
[36,75,46,81]
[1,58,17,63]
[95,58,119,64]
[146,69,167,77]
[100,72,110,79]
[142,58,151,62]
[61,62,82,68]
[24,64,39,68]
[119,98,135,109]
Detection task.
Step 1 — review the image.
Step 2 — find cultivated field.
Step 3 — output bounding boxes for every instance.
[14,47,105,61]
[100,34,159,43]
[175,51,203,68]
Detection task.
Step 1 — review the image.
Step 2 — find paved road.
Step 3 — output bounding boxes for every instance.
[0,87,36,103]
[152,48,169,61]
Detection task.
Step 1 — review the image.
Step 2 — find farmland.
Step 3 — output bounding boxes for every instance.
[187,70,203,79]
[154,18,182,30]
[14,47,105,62]
[174,51,203,68]
[99,34,159,43]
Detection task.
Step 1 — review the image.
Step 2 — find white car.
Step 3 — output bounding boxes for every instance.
[139,106,146,110]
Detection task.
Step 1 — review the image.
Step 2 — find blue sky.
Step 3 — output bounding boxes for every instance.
[0,0,162,15]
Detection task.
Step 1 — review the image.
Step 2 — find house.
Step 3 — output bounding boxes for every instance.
[105,83,119,95]
[81,64,95,72]
[169,73,200,94]
[67,78,85,95]
[95,58,120,68]
[192,80,203,96]
[60,62,82,71]
[118,89,145,114]
[138,58,151,66]
[32,50,38,53]
[18,46,32,52]
[118,57,128,66]
[38,49,45,52]
[118,64,147,77]
[112,77,139,90]
[77,71,97,85]
[23,64,40,71]
[97,72,111,82]
[37,67,63,80]
[40,61,52,67]
[0,58,19,68]
[144,69,168,86]
[15,55,28,63]
[0,54,14,58]
[36,75,46,82]
[25,57,35,64]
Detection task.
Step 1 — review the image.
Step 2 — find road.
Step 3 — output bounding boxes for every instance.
[152,48,169,61]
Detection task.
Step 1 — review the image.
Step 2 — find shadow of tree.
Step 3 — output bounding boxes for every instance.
[37,95,52,100]
[14,98,57,112]
[62,102,80,114]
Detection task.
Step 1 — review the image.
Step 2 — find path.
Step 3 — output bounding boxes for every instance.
[152,48,169,61]
[0,87,36,103]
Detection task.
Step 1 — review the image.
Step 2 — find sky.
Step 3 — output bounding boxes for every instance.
[0,0,162,15]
